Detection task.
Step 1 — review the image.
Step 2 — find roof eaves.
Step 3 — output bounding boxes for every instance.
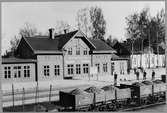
[34,50,63,54]
[78,30,96,49]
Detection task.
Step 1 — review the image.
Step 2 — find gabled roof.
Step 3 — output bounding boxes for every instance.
[24,30,78,52]
[112,41,130,55]
[88,39,116,52]
[20,30,116,54]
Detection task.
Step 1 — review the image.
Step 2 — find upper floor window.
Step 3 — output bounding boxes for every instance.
[68,48,72,55]
[24,66,30,77]
[76,64,81,74]
[103,63,108,72]
[76,47,80,55]
[44,65,50,76]
[84,48,88,55]
[95,64,100,73]
[83,64,89,74]
[67,64,74,75]
[13,66,21,78]
[4,67,11,79]
[55,65,60,76]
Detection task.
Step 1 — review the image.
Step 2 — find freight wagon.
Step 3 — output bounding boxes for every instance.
[152,79,166,102]
[59,88,93,111]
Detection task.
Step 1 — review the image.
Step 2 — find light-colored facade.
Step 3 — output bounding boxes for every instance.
[1,60,36,83]
[1,29,129,83]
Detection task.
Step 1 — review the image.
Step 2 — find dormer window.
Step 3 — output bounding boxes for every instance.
[76,47,80,55]
[84,48,88,55]
[68,48,72,55]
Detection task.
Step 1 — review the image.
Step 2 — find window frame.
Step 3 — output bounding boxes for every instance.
[67,64,74,75]
[68,48,72,55]
[44,65,50,76]
[24,66,30,78]
[76,47,80,55]
[55,65,60,76]
[83,48,88,55]
[76,64,81,74]
[83,64,89,74]
[103,63,108,72]
[4,66,11,79]
[13,66,21,78]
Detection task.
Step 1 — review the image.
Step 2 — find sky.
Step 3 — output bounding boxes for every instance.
[1,1,165,55]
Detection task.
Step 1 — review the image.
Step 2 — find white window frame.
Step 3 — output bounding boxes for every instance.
[83,64,89,74]
[103,63,108,72]
[13,66,21,78]
[55,65,60,76]
[76,47,80,55]
[83,48,88,55]
[67,64,74,75]
[44,65,50,76]
[24,66,30,77]
[4,66,11,79]
[76,64,81,74]
[68,48,72,55]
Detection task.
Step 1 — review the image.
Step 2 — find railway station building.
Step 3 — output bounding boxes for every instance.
[1,29,128,83]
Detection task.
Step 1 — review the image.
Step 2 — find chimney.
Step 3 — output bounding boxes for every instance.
[64,29,67,34]
[49,28,55,39]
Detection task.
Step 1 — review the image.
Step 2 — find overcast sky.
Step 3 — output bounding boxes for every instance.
[1,1,165,55]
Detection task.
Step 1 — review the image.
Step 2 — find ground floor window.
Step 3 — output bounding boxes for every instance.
[24,66,30,77]
[13,66,21,78]
[55,65,60,76]
[67,64,74,75]
[120,62,125,75]
[95,64,100,73]
[103,63,108,72]
[4,66,11,79]
[76,64,81,74]
[83,64,89,74]
[44,65,50,76]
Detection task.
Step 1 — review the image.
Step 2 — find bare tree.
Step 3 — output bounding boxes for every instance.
[3,22,39,57]
[76,8,92,37]
[55,20,71,35]
[19,22,38,38]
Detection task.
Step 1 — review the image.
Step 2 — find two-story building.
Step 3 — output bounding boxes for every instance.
[1,29,128,83]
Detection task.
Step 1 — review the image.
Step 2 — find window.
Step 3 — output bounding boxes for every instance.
[76,47,80,55]
[76,64,81,74]
[4,67,11,79]
[95,64,100,73]
[13,66,21,78]
[68,48,72,55]
[24,66,30,77]
[83,64,89,74]
[67,64,74,75]
[55,65,60,76]
[44,65,50,76]
[103,63,108,72]
[120,63,124,74]
[84,48,88,55]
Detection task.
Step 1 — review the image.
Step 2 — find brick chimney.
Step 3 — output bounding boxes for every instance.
[49,28,55,39]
